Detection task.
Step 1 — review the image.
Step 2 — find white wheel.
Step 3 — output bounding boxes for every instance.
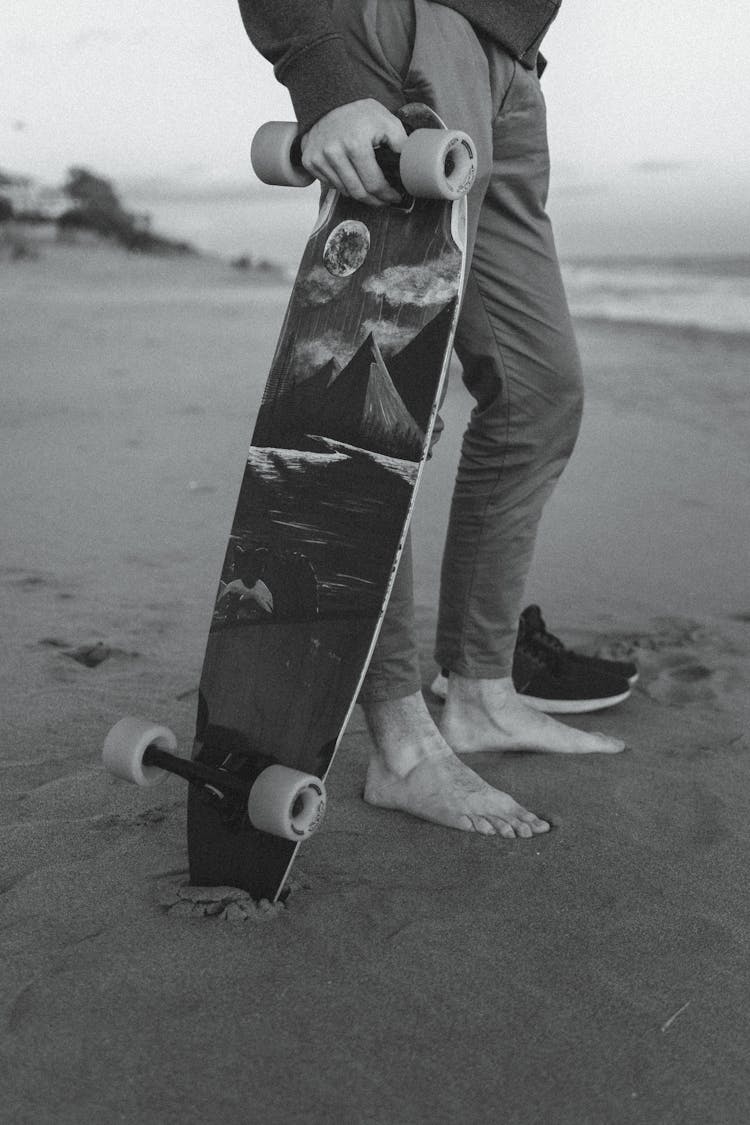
[102,716,177,787]
[399,128,477,199]
[251,122,314,188]
[247,765,326,840]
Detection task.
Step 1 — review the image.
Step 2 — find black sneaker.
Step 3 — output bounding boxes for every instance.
[518,605,638,686]
[508,647,631,713]
[430,605,636,713]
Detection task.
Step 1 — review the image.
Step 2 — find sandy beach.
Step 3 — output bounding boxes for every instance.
[2,239,749,1123]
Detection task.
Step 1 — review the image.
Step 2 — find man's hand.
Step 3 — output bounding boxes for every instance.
[300,99,408,207]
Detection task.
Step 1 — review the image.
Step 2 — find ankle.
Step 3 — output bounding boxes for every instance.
[362,692,447,776]
[446,674,516,706]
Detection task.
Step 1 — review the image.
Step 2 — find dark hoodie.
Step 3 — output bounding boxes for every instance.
[237,1,561,132]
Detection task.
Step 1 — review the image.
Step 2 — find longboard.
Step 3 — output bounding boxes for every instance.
[103,104,476,903]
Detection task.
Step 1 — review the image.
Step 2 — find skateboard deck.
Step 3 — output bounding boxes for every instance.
[103,103,475,903]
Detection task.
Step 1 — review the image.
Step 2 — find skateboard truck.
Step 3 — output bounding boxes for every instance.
[102,717,326,842]
[251,116,476,201]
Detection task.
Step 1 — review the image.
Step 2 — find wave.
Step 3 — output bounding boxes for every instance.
[562,257,750,335]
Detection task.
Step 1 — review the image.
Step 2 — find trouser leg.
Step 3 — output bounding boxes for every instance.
[435,54,583,677]
[330,1,582,699]
[332,0,496,703]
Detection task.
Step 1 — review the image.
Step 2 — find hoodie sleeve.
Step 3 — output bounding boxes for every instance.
[236,1,365,133]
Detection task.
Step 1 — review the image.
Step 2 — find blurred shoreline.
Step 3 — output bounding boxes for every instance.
[124,187,750,335]
[8,217,750,341]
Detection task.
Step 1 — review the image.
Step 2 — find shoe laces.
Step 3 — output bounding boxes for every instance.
[518,606,566,670]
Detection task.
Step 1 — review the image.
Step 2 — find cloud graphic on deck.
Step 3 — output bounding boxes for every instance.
[292,331,351,374]
[363,257,461,308]
[297,266,348,307]
[292,320,421,372]
[360,319,419,357]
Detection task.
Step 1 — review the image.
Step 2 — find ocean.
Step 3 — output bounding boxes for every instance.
[563,256,750,337]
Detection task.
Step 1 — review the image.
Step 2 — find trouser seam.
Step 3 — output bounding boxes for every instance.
[452,271,513,669]
[494,59,519,121]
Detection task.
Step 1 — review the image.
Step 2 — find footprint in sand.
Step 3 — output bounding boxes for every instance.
[97,806,171,830]
[39,638,140,668]
[13,574,49,590]
[6,569,53,591]
[593,616,743,711]
[4,567,76,601]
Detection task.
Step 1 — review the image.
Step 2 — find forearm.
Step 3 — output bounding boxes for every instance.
[236,0,363,132]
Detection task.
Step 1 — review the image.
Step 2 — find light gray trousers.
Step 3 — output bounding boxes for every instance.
[329,0,584,701]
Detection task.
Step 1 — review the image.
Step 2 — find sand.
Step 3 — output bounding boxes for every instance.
[2,239,749,1124]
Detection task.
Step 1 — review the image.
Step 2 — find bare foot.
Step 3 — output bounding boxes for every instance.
[441,675,626,755]
[362,693,549,838]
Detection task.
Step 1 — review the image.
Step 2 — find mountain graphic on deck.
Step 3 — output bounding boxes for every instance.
[253,300,457,461]
[292,357,341,421]
[386,299,457,432]
[314,334,424,460]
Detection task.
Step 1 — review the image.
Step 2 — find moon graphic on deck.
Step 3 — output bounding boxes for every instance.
[323,221,371,277]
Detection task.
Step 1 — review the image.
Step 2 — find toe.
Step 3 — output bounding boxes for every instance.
[491,819,516,840]
[470,815,497,836]
[458,814,495,835]
[512,818,533,839]
[593,734,626,754]
[521,811,550,834]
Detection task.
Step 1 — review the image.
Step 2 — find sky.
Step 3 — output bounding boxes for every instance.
[3,1,750,259]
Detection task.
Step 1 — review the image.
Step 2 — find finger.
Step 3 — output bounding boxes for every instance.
[372,111,409,156]
[300,150,348,197]
[334,158,394,206]
[310,148,390,207]
[344,140,402,204]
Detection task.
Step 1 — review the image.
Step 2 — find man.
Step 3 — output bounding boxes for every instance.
[237,0,626,841]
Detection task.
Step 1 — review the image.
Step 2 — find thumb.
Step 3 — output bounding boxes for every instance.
[366,102,408,153]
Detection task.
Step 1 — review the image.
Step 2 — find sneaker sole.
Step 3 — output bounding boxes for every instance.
[570,666,639,688]
[518,687,632,714]
[429,674,632,714]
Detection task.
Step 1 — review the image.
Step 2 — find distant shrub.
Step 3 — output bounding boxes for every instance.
[230,253,284,277]
[59,166,195,255]
[0,195,13,223]
[256,259,282,274]
[64,167,123,216]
